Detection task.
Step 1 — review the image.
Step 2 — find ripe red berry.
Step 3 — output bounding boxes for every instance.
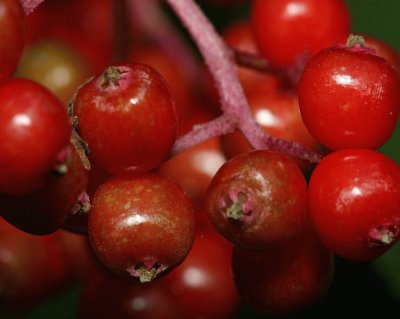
[205,150,308,249]
[164,231,239,319]
[74,63,178,175]
[0,146,89,235]
[251,0,350,66]
[0,0,25,80]
[88,174,195,283]
[298,42,400,150]
[0,78,72,195]
[232,222,334,316]
[308,149,400,261]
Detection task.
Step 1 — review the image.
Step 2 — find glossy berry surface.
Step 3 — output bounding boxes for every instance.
[205,150,308,249]
[0,0,25,80]
[0,78,71,195]
[88,174,195,283]
[232,222,334,316]
[251,0,350,66]
[298,45,400,150]
[74,63,177,175]
[308,149,400,261]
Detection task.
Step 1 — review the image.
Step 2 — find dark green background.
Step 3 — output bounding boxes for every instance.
[11,1,400,318]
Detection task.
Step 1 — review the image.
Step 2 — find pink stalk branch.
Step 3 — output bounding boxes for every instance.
[165,0,322,163]
[20,0,44,15]
[170,113,236,156]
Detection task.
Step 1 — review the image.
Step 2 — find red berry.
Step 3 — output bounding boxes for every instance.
[74,63,177,175]
[205,150,308,249]
[0,220,71,314]
[164,231,239,319]
[363,35,400,76]
[0,145,89,235]
[0,0,25,80]
[298,43,400,150]
[308,149,400,261]
[232,222,334,316]
[79,270,182,319]
[88,174,195,283]
[0,78,72,195]
[251,0,350,66]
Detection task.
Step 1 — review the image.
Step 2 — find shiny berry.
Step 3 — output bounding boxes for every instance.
[205,150,308,249]
[88,174,195,283]
[0,78,72,195]
[251,0,350,66]
[74,63,177,175]
[308,149,400,261]
[298,42,400,150]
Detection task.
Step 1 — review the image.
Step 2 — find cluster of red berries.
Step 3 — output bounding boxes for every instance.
[0,0,400,317]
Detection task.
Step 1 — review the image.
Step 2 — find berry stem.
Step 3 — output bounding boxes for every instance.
[165,0,322,163]
[126,261,167,284]
[170,113,236,156]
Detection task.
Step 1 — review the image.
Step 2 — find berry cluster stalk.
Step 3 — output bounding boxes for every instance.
[165,0,321,163]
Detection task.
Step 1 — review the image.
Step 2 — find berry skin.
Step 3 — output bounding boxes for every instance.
[164,231,239,319]
[232,222,334,316]
[0,0,25,80]
[363,35,400,76]
[0,220,71,314]
[308,149,400,261]
[74,63,178,175]
[205,150,308,249]
[251,0,350,67]
[0,78,72,195]
[88,174,195,283]
[298,44,400,150]
[0,146,89,235]
[79,270,182,319]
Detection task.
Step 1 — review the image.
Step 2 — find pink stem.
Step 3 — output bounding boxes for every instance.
[171,113,236,156]
[165,0,248,117]
[165,0,322,163]
[20,0,44,15]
